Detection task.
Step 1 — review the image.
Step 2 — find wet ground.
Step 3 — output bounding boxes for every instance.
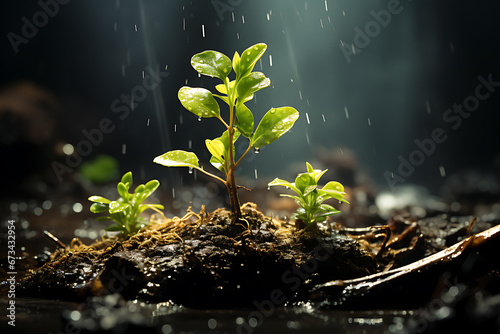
[1,173,500,333]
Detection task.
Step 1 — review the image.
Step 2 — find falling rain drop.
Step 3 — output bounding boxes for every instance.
[269,55,273,67]
[174,124,177,132]
[298,90,302,100]
[134,24,137,32]
[439,166,446,177]
[172,188,175,198]
[201,24,205,37]
[188,139,192,149]
[183,18,186,31]
[198,117,202,121]
[426,99,431,114]
[322,114,326,122]
[241,15,245,24]
[344,106,349,119]
[254,169,258,179]
[267,186,271,191]
[305,113,310,124]
[368,118,371,126]
[306,132,310,144]
[320,18,324,28]
[254,148,260,154]
[122,144,126,154]
[188,167,193,174]
[147,118,150,126]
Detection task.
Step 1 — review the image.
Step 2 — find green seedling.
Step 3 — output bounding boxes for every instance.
[268,162,349,227]
[88,171,164,237]
[154,43,299,219]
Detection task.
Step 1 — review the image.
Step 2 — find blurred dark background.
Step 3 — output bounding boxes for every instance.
[1,0,499,197]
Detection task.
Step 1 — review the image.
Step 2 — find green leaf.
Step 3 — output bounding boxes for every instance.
[138,203,164,214]
[232,51,241,75]
[90,202,108,213]
[281,194,306,207]
[105,224,125,232]
[88,196,111,204]
[237,43,267,78]
[210,156,224,172]
[235,103,254,138]
[295,173,316,193]
[109,201,131,214]
[251,107,299,148]
[322,181,345,193]
[306,162,314,173]
[205,138,225,160]
[191,50,232,79]
[268,177,300,195]
[97,216,113,222]
[178,87,220,118]
[302,185,317,197]
[236,72,270,103]
[215,80,235,95]
[121,172,132,189]
[117,182,130,201]
[154,150,200,169]
[134,184,145,195]
[217,129,240,164]
[213,94,230,106]
[144,180,160,193]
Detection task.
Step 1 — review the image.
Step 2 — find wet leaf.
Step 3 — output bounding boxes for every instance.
[88,196,111,204]
[295,173,316,194]
[121,171,132,189]
[90,202,108,213]
[236,72,270,103]
[144,180,160,193]
[117,182,130,201]
[232,51,241,75]
[109,201,131,214]
[138,203,164,214]
[153,150,200,169]
[105,224,124,232]
[178,87,220,118]
[268,178,300,195]
[206,138,225,161]
[251,107,299,148]
[235,103,254,138]
[191,50,231,79]
[237,43,267,78]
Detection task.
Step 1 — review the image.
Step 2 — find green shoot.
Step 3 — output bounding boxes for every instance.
[88,171,164,237]
[154,43,299,219]
[268,162,349,227]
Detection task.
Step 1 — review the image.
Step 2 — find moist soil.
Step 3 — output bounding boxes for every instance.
[10,203,377,308]
[4,202,500,312]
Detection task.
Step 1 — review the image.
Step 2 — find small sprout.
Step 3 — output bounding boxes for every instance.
[154,43,299,219]
[88,171,164,237]
[268,162,349,227]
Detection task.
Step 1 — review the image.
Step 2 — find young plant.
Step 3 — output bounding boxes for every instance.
[268,162,349,227]
[88,171,164,237]
[154,43,299,219]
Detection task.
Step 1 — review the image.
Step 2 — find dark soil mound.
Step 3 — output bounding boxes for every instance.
[14,203,377,308]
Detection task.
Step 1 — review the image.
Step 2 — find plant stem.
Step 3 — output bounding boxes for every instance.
[235,143,252,167]
[193,167,227,185]
[226,78,242,219]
